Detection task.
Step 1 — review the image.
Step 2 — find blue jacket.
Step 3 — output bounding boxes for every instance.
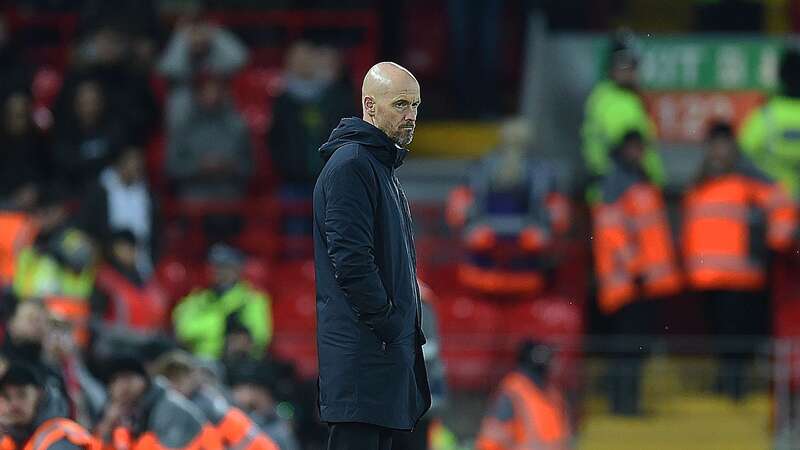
[313,117,431,430]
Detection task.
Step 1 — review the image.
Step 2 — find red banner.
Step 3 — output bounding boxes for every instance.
[643,91,766,143]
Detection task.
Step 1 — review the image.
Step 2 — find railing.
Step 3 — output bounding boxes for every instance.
[440,335,796,449]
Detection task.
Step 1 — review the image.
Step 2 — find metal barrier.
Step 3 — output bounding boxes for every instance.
[774,338,800,450]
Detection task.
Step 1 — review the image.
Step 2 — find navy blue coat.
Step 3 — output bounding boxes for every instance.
[313,117,431,430]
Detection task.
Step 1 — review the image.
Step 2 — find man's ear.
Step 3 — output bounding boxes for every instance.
[364,97,376,116]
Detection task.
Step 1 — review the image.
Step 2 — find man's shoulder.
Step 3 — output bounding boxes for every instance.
[179,288,214,305]
[321,144,379,180]
[149,389,205,441]
[600,166,643,203]
[325,142,373,165]
[192,388,229,424]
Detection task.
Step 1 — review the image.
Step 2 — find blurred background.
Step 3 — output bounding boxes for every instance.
[3,0,800,449]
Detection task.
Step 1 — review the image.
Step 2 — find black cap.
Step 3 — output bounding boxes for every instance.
[139,337,179,364]
[0,362,43,389]
[51,228,93,272]
[608,28,641,68]
[99,355,149,385]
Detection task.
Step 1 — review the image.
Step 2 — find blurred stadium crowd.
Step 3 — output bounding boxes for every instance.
[2,1,800,450]
[0,2,365,450]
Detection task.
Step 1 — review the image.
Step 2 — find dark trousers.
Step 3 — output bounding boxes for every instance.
[704,290,767,400]
[328,423,393,450]
[391,418,430,450]
[607,300,656,416]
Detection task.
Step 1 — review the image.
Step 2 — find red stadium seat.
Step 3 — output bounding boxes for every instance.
[498,296,583,339]
[242,258,271,291]
[232,67,284,128]
[269,260,316,333]
[435,294,502,334]
[433,292,503,389]
[154,258,192,308]
[270,334,318,379]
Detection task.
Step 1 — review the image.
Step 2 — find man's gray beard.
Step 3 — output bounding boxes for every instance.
[395,132,414,147]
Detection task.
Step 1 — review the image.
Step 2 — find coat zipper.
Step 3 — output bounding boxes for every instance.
[392,172,423,329]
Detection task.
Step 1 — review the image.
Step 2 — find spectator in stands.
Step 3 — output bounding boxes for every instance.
[475,340,570,450]
[152,351,280,450]
[58,25,159,142]
[683,123,797,400]
[165,74,253,200]
[269,42,356,237]
[2,301,106,428]
[158,6,248,129]
[172,244,271,360]
[79,146,160,276]
[42,310,108,427]
[222,321,262,364]
[0,362,98,450]
[591,130,682,415]
[0,188,65,291]
[0,90,50,210]
[92,230,168,334]
[317,44,356,95]
[13,228,97,308]
[228,359,300,450]
[12,226,100,355]
[269,41,356,191]
[739,47,800,198]
[92,334,177,383]
[77,0,162,69]
[95,355,221,450]
[52,80,127,196]
[1,302,63,390]
[445,117,570,296]
[582,29,664,202]
[0,14,35,101]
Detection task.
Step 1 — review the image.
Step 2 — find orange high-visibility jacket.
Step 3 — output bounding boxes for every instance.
[108,426,221,450]
[592,169,682,314]
[447,182,571,296]
[102,384,223,450]
[210,408,276,450]
[44,296,91,348]
[476,371,570,450]
[1,418,99,450]
[95,265,167,332]
[0,211,35,285]
[191,388,278,450]
[682,171,797,292]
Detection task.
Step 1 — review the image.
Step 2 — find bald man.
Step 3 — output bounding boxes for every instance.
[313,62,431,450]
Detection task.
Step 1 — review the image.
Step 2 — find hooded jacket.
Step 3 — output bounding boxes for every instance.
[313,117,431,430]
[107,380,218,450]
